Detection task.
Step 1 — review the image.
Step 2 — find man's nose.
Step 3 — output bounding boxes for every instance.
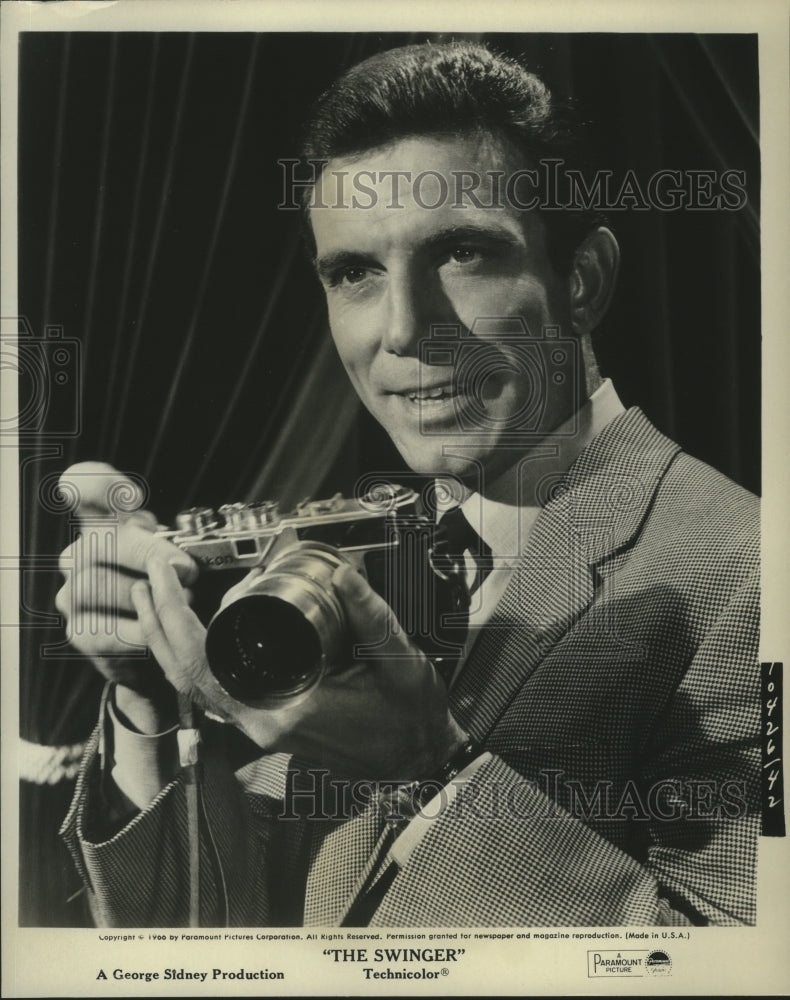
[381,268,452,357]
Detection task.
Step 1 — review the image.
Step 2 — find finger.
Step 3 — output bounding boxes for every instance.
[61,523,198,588]
[332,563,410,657]
[132,577,209,703]
[125,508,160,531]
[56,573,136,617]
[59,462,148,521]
[116,522,199,585]
[141,560,211,692]
[56,567,194,618]
[130,580,176,679]
[142,559,252,718]
[64,614,148,658]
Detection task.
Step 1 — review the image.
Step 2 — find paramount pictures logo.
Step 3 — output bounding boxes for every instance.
[587,949,672,977]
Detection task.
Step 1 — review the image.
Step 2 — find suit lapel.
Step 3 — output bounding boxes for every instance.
[450,408,681,742]
[302,800,386,926]
[450,486,591,738]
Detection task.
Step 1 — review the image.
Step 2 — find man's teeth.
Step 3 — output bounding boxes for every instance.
[407,387,455,401]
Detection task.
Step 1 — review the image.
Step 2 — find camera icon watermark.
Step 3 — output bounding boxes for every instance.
[418,318,578,443]
[0,315,82,440]
[354,471,467,518]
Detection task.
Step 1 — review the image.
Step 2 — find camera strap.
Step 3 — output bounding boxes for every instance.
[177,693,202,929]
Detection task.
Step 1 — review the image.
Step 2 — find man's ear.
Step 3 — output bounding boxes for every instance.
[568,227,620,336]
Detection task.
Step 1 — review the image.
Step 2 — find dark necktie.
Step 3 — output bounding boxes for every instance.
[437,505,492,594]
[427,506,491,685]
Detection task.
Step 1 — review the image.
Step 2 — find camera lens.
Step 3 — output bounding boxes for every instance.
[204,542,346,703]
[206,595,323,702]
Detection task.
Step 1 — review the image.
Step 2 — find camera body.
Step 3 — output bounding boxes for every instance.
[157,484,468,704]
[157,484,415,574]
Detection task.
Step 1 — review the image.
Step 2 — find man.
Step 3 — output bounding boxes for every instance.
[57,42,760,927]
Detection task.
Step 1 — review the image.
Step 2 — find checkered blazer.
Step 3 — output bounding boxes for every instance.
[62,408,761,927]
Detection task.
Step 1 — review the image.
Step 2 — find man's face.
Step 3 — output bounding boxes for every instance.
[310,134,578,483]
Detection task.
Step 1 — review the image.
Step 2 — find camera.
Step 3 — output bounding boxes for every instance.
[157,484,469,704]
[0,316,82,438]
[418,318,579,440]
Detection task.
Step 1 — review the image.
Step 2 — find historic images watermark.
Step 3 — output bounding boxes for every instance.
[278,158,748,213]
[0,315,83,441]
[278,767,749,825]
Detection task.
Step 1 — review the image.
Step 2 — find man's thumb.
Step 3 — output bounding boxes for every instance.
[332,562,399,650]
[59,461,150,519]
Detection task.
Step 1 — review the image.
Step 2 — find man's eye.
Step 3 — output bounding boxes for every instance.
[339,266,368,285]
[449,247,482,264]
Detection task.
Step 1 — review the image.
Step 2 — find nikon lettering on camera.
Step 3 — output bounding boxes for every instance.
[156,484,468,704]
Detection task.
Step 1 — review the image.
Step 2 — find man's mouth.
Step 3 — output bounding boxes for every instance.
[404,384,458,403]
[386,380,460,403]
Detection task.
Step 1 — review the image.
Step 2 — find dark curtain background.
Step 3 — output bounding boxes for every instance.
[16,32,759,925]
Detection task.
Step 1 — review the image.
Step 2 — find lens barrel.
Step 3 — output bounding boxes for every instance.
[205,542,347,703]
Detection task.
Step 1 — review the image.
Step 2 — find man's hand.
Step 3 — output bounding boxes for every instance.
[131,557,467,782]
[55,462,199,733]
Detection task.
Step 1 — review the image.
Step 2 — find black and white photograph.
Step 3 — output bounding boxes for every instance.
[2,0,788,995]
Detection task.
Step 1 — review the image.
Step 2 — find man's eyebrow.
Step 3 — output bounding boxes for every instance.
[420,222,525,252]
[314,223,524,279]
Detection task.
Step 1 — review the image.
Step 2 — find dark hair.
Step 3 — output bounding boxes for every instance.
[300,41,606,275]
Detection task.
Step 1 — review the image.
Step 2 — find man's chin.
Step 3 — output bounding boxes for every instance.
[390,428,547,493]
[390,437,493,487]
